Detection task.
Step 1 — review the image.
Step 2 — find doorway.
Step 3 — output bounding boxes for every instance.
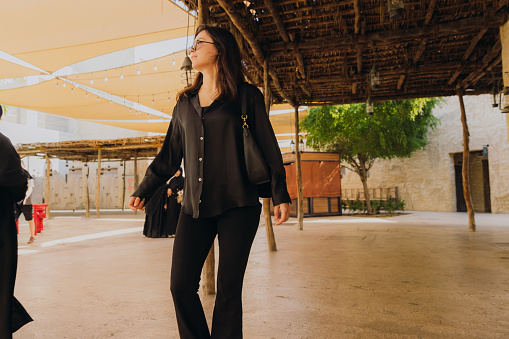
[453,152,491,213]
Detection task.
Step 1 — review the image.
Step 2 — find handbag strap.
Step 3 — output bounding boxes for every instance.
[240,82,249,129]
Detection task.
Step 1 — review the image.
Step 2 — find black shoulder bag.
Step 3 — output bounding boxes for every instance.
[240,84,271,186]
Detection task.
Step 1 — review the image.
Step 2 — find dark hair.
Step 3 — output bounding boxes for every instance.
[0,105,3,119]
[177,25,244,102]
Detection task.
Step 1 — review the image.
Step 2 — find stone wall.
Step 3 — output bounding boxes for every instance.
[340,95,509,214]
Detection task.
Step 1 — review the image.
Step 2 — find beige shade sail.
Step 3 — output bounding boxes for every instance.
[89,120,171,134]
[67,51,189,114]
[0,59,45,79]
[0,79,165,121]
[0,0,196,73]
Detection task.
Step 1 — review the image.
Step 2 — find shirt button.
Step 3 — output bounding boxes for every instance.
[199,158,202,161]
[198,178,202,182]
[200,136,204,140]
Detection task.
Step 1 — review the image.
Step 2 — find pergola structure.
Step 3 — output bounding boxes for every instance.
[16,136,164,218]
[182,0,509,293]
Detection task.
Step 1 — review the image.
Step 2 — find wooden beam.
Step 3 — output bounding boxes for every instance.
[457,92,476,232]
[356,44,363,74]
[424,0,438,25]
[353,0,361,34]
[457,39,502,89]
[215,0,294,106]
[448,28,489,85]
[197,0,209,25]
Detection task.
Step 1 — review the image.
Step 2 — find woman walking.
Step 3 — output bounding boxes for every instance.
[129,24,290,339]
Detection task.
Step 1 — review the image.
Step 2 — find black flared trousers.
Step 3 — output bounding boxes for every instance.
[170,205,261,339]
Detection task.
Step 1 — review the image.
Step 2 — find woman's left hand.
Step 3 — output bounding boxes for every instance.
[274,203,290,225]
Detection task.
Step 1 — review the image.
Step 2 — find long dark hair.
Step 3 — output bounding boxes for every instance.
[177,24,244,102]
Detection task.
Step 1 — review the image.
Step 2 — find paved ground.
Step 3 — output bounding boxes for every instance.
[12,210,509,339]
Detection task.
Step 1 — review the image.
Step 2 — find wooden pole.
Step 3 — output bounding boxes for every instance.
[133,153,138,216]
[457,92,476,231]
[121,160,126,211]
[84,164,90,218]
[263,59,277,251]
[197,0,216,295]
[45,154,51,219]
[96,148,101,217]
[294,106,304,230]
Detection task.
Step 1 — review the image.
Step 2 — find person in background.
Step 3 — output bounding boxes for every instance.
[14,160,36,244]
[129,25,290,339]
[0,105,33,337]
[165,167,184,238]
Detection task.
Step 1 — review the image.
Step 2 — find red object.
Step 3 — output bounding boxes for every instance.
[16,220,19,234]
[32,204,48,234]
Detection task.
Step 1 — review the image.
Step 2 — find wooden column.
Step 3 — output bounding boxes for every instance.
[96,149,101,217]
[263,59,277,251]
[457,92,476,232]
[197,0,209,26]
[45,154,51,219]
[198,0,216,295]
[121,161,126,211]
[134,153,138,216]
[84,164,90,218]
[294,106,304,230]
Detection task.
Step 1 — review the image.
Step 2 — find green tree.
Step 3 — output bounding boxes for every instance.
[300,98,440,214]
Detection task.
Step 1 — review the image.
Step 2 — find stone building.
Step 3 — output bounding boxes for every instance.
[340,94,509,214]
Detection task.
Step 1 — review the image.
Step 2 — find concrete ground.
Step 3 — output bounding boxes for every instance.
[12,210,509,339]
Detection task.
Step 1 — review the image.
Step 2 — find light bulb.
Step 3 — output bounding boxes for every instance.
[62,82,66,88]
[137,69,140,75]
[172,58,176,66]
[90,78,94,84]
[56,83,59,88]
[97,97,100,102]
[154,64,158,71]
[85,92,88,98]
[104,76,108,82]
[120,73,124,80]
[71,88,74,93]
[152,99,155,105]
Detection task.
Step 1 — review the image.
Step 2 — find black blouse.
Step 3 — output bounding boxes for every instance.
[133,82,290,219]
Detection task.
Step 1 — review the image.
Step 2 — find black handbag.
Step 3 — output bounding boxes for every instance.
[240,84,271,185]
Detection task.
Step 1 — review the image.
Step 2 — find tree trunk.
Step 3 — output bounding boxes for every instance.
[358,156,373,214]
[457,93,476,231]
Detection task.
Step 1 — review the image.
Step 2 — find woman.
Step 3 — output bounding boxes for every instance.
[0,106,33,337]
[165,168,184,237]
[129,24,290,339]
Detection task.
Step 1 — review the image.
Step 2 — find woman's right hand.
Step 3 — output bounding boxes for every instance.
[128,196,146,211]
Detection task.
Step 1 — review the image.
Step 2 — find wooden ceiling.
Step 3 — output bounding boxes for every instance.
[182,0,508,106]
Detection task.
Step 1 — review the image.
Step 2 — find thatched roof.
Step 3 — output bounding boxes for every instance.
[15,136,165,162]
[183,0,507,106]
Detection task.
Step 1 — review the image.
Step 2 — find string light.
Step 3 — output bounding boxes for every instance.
[85,92,88,98]
[137,69,140,75]
[62,82,66,88]
[97,96,100,102]
[120,73,124,80]
[90,78,94,84]
[172,58,176,66]
[56,82,59,88]
[154,63,158,71]
[71,87,74,93]
[90,73,93,84]
[104,75,108,82]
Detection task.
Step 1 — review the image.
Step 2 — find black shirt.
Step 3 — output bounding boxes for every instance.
[133,82,291,219]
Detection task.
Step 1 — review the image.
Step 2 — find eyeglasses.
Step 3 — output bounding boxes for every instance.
[188,40,215,53]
